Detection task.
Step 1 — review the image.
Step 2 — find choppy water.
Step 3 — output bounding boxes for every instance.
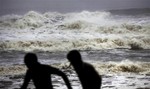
[0,49,150,74]
[0,50,150,89]
[0,10,150,52]
[0,9,150,89]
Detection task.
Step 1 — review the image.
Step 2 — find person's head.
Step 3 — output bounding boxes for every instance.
[24,53,38,69]
[67,50,83,66]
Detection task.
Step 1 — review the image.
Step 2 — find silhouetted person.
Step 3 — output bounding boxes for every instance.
[21,53,72,89]
[67,50,102,89]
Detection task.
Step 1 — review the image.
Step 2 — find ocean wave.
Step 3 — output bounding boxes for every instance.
[0,36,150,51]
[93,60,150,74]
[0,11,150,51]
[0,11,111,29]
[0,60,150,75]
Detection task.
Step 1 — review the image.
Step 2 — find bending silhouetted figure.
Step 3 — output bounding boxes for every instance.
[67,50,102,89]
[21,53,72,89]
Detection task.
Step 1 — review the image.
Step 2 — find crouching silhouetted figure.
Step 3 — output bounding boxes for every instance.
[21,53,72,89]
[67,50,102,89]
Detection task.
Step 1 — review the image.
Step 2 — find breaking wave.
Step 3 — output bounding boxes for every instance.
[0,60,150,75]
[0,37,150,52]
[93,60,150,74]
[0,11,110,29]
[0,11,150,51]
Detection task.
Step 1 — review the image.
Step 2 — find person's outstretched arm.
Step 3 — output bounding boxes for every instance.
[20,70,31,89]
[51,67,72,89]
[60,72,72,89]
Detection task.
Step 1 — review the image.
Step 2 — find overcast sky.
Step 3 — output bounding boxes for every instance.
[0,0,150,15]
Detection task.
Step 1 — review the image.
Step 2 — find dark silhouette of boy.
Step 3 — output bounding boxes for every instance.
[67,50,102,89]
[21,53,72,89]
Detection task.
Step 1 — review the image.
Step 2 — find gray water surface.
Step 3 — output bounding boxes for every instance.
[0,49,149,66]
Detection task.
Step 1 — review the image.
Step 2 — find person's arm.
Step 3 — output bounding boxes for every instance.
[20,70,31,89]
[60,71,72,89]
[52,67,72,89]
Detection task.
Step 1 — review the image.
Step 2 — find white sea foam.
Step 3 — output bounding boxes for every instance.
[0,11,150,51]
[0,60,150,75]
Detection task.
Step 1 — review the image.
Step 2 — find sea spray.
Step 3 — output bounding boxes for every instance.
[0,11,150,51]
[0,35,150,51]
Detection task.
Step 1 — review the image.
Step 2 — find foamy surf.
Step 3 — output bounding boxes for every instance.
[0,48,149,89]
[0,60,150,89]
[0,60,150,75]
[0,9,150,89]
[0,11,150,52]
